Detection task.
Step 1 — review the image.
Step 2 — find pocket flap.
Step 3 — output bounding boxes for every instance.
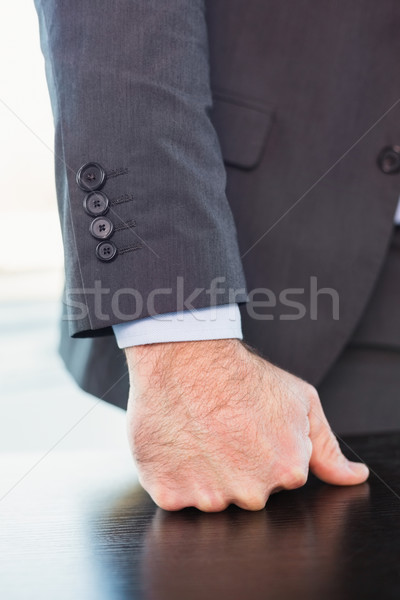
[210,92,275,170]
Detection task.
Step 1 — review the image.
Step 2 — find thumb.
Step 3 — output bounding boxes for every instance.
[308,391,369,485]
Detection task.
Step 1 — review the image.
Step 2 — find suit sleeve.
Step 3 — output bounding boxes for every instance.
[34,0,247,338]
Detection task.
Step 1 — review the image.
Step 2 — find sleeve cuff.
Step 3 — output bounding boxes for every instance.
[112,304,243,348]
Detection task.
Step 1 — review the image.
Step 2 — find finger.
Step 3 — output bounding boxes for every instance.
[308,388,369,485]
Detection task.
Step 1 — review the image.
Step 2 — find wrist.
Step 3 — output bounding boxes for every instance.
[125,339,242,388]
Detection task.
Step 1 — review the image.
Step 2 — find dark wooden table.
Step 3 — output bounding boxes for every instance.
[1,432,400,599]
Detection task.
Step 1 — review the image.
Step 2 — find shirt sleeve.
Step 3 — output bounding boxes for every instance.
[112,304,242,348]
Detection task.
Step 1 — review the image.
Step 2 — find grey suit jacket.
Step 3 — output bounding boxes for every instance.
[34,0,400,409]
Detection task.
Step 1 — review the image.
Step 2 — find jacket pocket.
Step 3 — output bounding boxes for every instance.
[210,90,276,170]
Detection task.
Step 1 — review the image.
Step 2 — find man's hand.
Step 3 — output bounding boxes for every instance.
[125,339,369,512]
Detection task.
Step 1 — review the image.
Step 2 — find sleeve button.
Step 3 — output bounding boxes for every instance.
[89,217,114,240]
[95,241,117,262]
[76,162,107,191]
[83,191,110,216]
[377,146,400,174]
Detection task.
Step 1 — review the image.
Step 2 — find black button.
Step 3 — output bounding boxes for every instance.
[377,146,400,174]
[89,216,114,239]
[83,191,110,217]
[96,241,117,262]
[76,162,107,191]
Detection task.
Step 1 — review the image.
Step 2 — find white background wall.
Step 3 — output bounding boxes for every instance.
[0,1,62,283]
[0,3,128,457]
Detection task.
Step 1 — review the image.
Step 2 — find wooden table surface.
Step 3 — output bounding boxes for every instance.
[1,432,400,600]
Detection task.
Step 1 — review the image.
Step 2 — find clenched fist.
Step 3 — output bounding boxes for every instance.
[125,339,368,512]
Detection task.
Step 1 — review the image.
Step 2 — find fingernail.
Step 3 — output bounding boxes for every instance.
[347,461,369,478]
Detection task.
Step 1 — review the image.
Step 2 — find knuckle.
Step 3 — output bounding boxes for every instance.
[235,493,267,511]
[196,493,228,513]
[280,465,308,490]
[151,487,183,511]
[303,383,319,407]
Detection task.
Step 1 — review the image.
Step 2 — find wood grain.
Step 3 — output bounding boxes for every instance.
[0,433,399,599]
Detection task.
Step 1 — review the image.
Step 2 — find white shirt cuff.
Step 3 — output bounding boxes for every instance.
[112,304,243,348]
[394,196,400,224]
